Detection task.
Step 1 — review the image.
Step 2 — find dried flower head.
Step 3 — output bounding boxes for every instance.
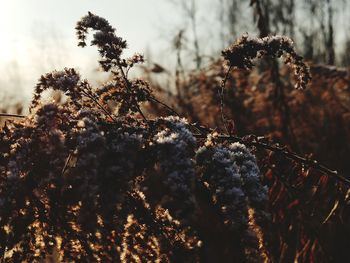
[31,68,81,110]
[76,12,127,71]
[153,116,196,224]
[222,34,311,89]
[196,138,268,230]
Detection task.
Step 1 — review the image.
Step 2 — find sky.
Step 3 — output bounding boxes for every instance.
[2,0,348,109]
[0,0,184,104]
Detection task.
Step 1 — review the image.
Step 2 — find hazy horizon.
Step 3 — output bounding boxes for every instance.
[0,0,190,103]
[1,0,349,109]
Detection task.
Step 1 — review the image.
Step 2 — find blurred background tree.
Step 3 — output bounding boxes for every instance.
[166,0,349,71]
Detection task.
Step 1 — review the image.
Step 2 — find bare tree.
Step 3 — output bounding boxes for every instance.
[169,0,202,70]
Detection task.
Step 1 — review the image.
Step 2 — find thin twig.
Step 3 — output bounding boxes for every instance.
[0,113,25,118]
[81,90,118,122]
[219,65,232,134]
[149,96,180,116]
[61,152,73,177]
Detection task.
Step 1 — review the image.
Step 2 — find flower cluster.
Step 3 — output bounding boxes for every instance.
[222,34,311,89]
[76,12,127,71]
[97,78,152,115]
[196,136,269,261]
[76,12,150,119]
[31,68,80,109]
[196,135,267,230]
[152,116,196,224]
[228,143,268,209]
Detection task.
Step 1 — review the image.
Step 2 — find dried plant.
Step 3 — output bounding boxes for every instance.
[222,34,311,90]
[145,33,350,263]
[0,12,349,263]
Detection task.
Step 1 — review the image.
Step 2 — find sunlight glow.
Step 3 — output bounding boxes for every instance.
[0,1,15,62]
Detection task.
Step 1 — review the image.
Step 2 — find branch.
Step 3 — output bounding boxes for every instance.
[148,96,180,116]
[117,64,148,122]
[192,127,350,186]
